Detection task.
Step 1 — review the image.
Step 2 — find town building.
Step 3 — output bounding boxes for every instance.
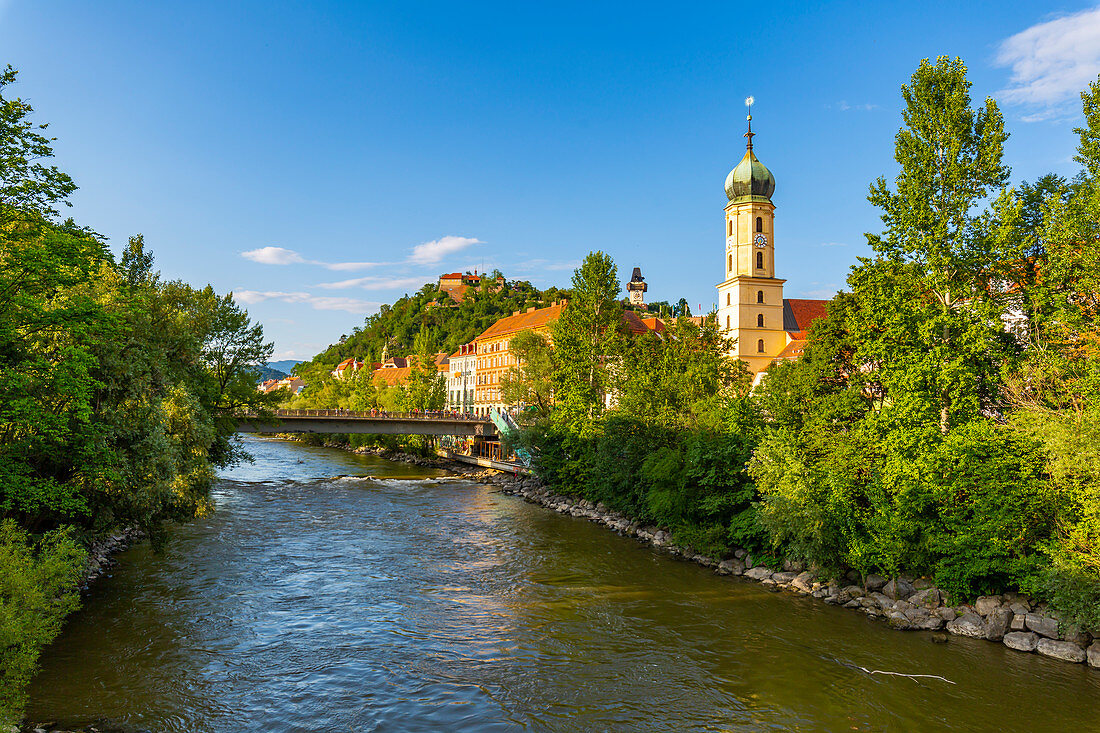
[716,110,828,375]
[367,352,449,391]
[436,271,504,304]
[472,302,565,415]
[447,343,477,412]
[257,375,306,395]
[331,357,365,380]
[627,267,648,306]
[471,300,650,415]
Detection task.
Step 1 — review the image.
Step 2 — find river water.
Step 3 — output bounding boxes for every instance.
[26,436,1100,731]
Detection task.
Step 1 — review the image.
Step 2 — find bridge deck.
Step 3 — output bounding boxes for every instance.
[237,409,498,437]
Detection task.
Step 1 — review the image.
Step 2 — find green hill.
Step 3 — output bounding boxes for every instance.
[297,274,569,374]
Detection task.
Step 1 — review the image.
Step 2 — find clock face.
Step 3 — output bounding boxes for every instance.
[754,233,768,247]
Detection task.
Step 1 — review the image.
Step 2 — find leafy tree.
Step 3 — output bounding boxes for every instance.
[551,251,625,429]
[0,66,75,230]
[0,521,84,724]
[865,55,1017,433]
[1007,74,1100,626]
[0,65,277,720]
[499,329,554,412]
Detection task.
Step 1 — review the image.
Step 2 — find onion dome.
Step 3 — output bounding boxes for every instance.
[724,113,775,202]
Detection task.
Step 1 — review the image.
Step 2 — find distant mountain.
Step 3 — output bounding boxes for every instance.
[266,360,302,374]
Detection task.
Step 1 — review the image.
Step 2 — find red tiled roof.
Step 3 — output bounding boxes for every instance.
[371,366,412,386]
[640,316,666,334]
[475,303,566,341]
[440,272,463,280]
[783,299,829,335]
[335,357,363,371]
[621,311,649,334]
[775,339,807,360]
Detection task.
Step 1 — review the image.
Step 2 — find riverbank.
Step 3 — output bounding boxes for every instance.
[440,462,1100,672]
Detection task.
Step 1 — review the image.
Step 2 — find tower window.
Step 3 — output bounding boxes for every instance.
[757,290,764,303]
[726,315,730,329]
[756,251,764,269]
[757,339,765,353]
[727,219,732,236]
[756,216,763,233]
[726,293,731,306]
[757,313,764,327]
[728,254,732,272]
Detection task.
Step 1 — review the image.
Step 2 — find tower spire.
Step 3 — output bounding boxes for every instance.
[744,95,755,151]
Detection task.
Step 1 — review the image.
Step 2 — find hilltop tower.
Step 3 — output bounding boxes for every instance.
[716,100,787,374]
[627,267,647,306]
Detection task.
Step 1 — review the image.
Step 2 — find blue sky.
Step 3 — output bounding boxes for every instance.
[3,1,1099,360]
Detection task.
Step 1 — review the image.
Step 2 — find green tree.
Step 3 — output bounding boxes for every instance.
[499,330,554,412]
[1007,74,1100,626]
[864,55,1017,433]
[551,251,625,429]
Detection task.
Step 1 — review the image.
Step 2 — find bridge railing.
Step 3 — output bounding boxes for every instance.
[238,408,488,422]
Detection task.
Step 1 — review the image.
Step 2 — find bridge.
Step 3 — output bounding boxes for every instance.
[236,409,498,437]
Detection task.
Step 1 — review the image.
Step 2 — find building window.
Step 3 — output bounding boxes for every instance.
[757,339,765,353]
[727,219,732,236]
[726,293,730,306]
[728,254,732,272]
[757,313,764,327]
[756,251,764,269]
[756,216,763,233]
[726,315,730,329]
[756,290,764,303]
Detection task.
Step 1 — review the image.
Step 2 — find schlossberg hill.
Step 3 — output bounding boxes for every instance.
[296,273,571,373]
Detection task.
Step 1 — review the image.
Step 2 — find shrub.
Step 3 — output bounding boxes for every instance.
[0,520,85,723]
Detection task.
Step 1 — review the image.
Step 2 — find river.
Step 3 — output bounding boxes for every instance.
[26,436,1100,731]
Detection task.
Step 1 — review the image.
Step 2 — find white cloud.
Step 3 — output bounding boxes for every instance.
[242,246,307,265]
[240,246,384,271]
[834,101,877,112]
[996,6,1100,112]
[234,290,380,314]
[408,235,482,264]
[316,276,429,290]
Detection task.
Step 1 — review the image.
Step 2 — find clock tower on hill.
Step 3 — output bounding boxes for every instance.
[716,104,787,374]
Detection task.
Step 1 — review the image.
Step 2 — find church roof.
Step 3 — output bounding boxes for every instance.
[782,298,829,338]
[725,116,775,202]
[725,148,776,202]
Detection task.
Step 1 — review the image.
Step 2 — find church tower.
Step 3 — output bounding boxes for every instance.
[716,100,786,374]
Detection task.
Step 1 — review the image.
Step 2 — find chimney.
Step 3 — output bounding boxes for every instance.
[527,306,536,313]
[513,310,520,316]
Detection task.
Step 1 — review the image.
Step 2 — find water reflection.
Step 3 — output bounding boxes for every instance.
[27,436,1100,731]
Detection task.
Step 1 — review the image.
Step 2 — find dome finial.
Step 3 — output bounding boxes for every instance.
[745,96,755,150]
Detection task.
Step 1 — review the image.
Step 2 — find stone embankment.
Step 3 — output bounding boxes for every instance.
[459,467,1100,672]
[80,529,143,590]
